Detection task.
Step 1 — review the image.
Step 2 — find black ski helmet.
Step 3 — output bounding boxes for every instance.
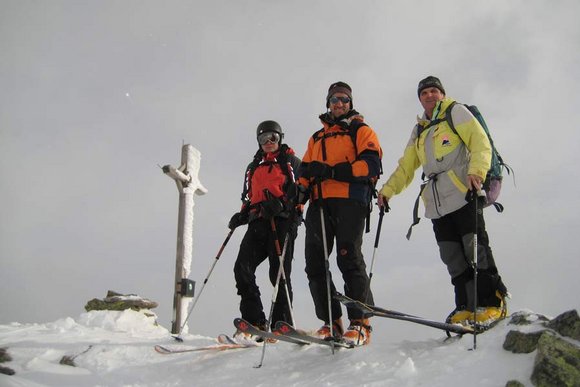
[256,120,284,141]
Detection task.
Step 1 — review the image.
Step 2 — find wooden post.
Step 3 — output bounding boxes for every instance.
[163,144,207,334]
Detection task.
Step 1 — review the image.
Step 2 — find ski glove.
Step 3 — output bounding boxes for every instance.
[228,211,249,230]
[304,161,333,180]
[331,162,354,182]
[260,198,285,219]
[296,185,309,205]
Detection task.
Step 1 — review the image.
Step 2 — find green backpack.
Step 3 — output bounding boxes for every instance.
[446,102,513,212]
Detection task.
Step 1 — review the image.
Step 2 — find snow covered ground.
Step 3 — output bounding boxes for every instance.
[0,309,540,386]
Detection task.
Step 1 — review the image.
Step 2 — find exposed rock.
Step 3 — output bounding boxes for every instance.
[504,330,545,354]
[0,348,14,375]
[85,290,158,312]
[59,355,76,367]
[509,311,550,326]
[0,365,15,376]
[547,310,580,341]
[59,345,93,368]
[531,331,580,387]
[0,347,11,363]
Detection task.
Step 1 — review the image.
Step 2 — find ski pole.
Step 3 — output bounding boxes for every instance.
[364,205,386,303]
[256,227,291,368]
[316,179,335,355]
[266,215,295,328]
[263,191,297,326]
[173,228,235,341]
[354,205,386,346]
[471,188,485,350]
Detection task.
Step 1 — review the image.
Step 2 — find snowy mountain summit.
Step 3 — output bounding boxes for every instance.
[1,308,578,387]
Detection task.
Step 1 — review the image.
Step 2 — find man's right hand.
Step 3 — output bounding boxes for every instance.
[305,161,333,180]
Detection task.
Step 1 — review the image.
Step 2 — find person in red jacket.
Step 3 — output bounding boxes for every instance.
[228,120,301,341]
[298,82,382,346]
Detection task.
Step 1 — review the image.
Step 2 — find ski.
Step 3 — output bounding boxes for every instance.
[217,334,238,345]
[334,292,475,335]
[154,339,257,354]
[233,318,310,346]
[275,321,354,349]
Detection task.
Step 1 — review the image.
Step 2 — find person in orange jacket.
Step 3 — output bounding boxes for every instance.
[298,82,382,346]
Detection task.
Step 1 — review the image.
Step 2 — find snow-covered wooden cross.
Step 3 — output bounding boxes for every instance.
[162,144,208,334]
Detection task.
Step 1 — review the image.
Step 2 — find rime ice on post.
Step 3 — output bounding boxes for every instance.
[163,145,208,334]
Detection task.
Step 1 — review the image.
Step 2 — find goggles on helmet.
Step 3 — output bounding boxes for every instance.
[258,132,281,145]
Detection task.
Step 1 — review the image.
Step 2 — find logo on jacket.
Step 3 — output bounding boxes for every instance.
[367,142,377,149]
[441,135,451,147]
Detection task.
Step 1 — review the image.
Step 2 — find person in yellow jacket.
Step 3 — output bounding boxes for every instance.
[378,76,508,326]
[298,81,382,345]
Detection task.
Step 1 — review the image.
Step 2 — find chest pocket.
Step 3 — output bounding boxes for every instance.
[250,163,286,203]
[312,130,357,163]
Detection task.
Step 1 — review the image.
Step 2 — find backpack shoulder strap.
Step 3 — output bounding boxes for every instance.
[311,128,325,142]
[242,150,263,201]
[340,119,365,158]
[277,144,293,179]
[416,104,452,144]
[445,101,460,136]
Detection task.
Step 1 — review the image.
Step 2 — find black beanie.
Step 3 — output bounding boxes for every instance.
[326,81,353,108]
[417,76,446,97]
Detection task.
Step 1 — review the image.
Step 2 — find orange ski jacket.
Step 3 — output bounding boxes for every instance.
[298,112,382,204]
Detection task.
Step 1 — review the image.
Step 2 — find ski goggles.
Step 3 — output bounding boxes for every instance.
[329,96,351,104]
[258,132,281,145]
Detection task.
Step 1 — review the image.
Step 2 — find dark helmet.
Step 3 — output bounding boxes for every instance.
[256,120,284,140]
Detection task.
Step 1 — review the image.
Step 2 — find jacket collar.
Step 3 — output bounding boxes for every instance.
[417,97,456,126]
[320,109,362,130]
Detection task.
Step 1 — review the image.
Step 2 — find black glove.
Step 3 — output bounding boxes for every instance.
[332,162,353,182]
[228,211,248,230]
[296,184,309,205]
[306,161,333,180]
[260,198,284,219]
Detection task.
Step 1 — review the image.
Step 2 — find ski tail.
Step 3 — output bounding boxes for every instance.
[217,334,239,345]
[334,292,475,335]
[275,321,354,349]
[334,292,420,318]
[154,341,255,354]
[233,318,310,346]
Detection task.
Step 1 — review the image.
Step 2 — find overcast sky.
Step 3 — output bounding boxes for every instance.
[1,0,579,341]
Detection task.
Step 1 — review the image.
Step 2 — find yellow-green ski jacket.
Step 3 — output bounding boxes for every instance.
[379,97,491,219]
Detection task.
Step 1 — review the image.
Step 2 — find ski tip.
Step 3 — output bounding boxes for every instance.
[234,317,250,331]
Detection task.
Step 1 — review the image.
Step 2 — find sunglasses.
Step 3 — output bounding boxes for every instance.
[329,96,351,104]
[258,132,281,145]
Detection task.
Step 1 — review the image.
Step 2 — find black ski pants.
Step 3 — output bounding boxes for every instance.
[234,216,295,330]
[304,198,373,323]
[432,197,506,310]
